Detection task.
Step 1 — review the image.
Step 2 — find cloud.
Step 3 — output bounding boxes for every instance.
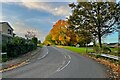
[2,2,71,16]
[1,2,72,42]
[0,16,2,21]
[0,0,76,2]
[2,15,46,42]
[12,21,47,41]
[0,15,6,21]
[20,2,71,16]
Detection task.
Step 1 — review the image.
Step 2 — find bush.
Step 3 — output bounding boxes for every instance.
[95,54,101,58]
[2,44,7,52]
[102,46,111,54]
[2,54,8,62]
[93,44,111,54]
[4,37,37,58]
[93,44,101,54]
[32,37,38,47]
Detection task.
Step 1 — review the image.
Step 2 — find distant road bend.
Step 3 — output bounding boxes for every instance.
[3,46,108,78]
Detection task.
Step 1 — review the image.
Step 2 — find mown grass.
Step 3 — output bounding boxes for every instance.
[61,46,94,55]
[61,46,119,56]
[110,47,119,56]
[37,44,43,48]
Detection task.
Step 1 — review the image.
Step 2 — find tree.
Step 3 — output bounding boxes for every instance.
[44,19,92,46]
[68,2,120,48]
[43,34,53,45]
[50,20,70,45]
[32,37,38,46]
[38,40,41,44]
[76,30,92,46]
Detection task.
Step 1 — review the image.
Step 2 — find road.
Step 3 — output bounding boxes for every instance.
[3,46,108,78]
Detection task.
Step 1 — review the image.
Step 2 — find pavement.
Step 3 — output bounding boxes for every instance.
[2,46,108,78]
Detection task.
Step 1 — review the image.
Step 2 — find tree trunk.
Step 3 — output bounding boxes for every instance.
[97,4,102,48]
[98,25,102,48]
[98,32,102,48]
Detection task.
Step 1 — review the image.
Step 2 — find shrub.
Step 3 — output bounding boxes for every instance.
[5,37,37,58]
[93,44,101,54]
[32,37,38,47]
[2,54,8,62]
[95,54,101,58]
[2,44,7,52]
[102,46,111,54]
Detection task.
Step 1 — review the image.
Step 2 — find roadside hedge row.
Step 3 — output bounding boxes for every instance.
[6,43,36,58]
[2,36,37,58]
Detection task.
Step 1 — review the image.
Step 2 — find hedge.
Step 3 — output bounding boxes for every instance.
[2,36,37,58]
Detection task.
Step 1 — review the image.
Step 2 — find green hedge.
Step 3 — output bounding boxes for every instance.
[6,43,36,58]
[2,36,37,58]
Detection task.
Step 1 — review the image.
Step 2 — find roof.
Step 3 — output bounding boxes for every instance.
[0,22,14,30]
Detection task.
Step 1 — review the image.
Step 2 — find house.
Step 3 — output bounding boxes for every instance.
[0,22,15,44]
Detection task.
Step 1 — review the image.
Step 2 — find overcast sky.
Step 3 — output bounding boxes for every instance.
[0,0,119,43]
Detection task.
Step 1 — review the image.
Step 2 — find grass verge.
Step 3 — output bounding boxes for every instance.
[37,44,43,48]
[61,46,94,55]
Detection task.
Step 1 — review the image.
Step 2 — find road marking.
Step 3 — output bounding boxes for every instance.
[37,46,49,60]
[56,60,71,72]
[52,46,71,72]
[60,60,70,71]
[53,46,71,60]
[64,55,67,59]
[68,55,71,59]
[56,60,66,71]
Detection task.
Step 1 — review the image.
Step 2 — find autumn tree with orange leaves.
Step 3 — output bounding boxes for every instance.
[44,19,92,46]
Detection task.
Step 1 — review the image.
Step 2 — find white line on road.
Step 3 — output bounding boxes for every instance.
[64,55,67,59]
[37,46,49,60]
[68,55,71,59]
[56,60,66,71]
[56,60,71,72]
[52,46,71,72]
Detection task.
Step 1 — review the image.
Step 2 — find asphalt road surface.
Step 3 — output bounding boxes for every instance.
[3,46,108,78]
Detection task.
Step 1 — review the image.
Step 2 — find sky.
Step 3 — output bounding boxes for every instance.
[0,0,119,43]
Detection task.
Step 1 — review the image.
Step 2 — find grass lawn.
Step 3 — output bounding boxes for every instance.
[37,44,43,48]
[110,47,119,52]
[109,47,119,56]
[60,46,119,56]
[60,46,94,55]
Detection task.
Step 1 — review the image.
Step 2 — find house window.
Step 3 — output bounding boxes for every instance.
[8,29,12,34]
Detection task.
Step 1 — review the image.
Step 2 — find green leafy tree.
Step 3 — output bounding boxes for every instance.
[38,40,41,44]
[32,37,38,46]
[68,2,120,48]
[76,30,92,46]
[43,34,53,45]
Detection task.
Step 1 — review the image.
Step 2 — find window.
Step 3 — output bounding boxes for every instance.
[8,29,12,34]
